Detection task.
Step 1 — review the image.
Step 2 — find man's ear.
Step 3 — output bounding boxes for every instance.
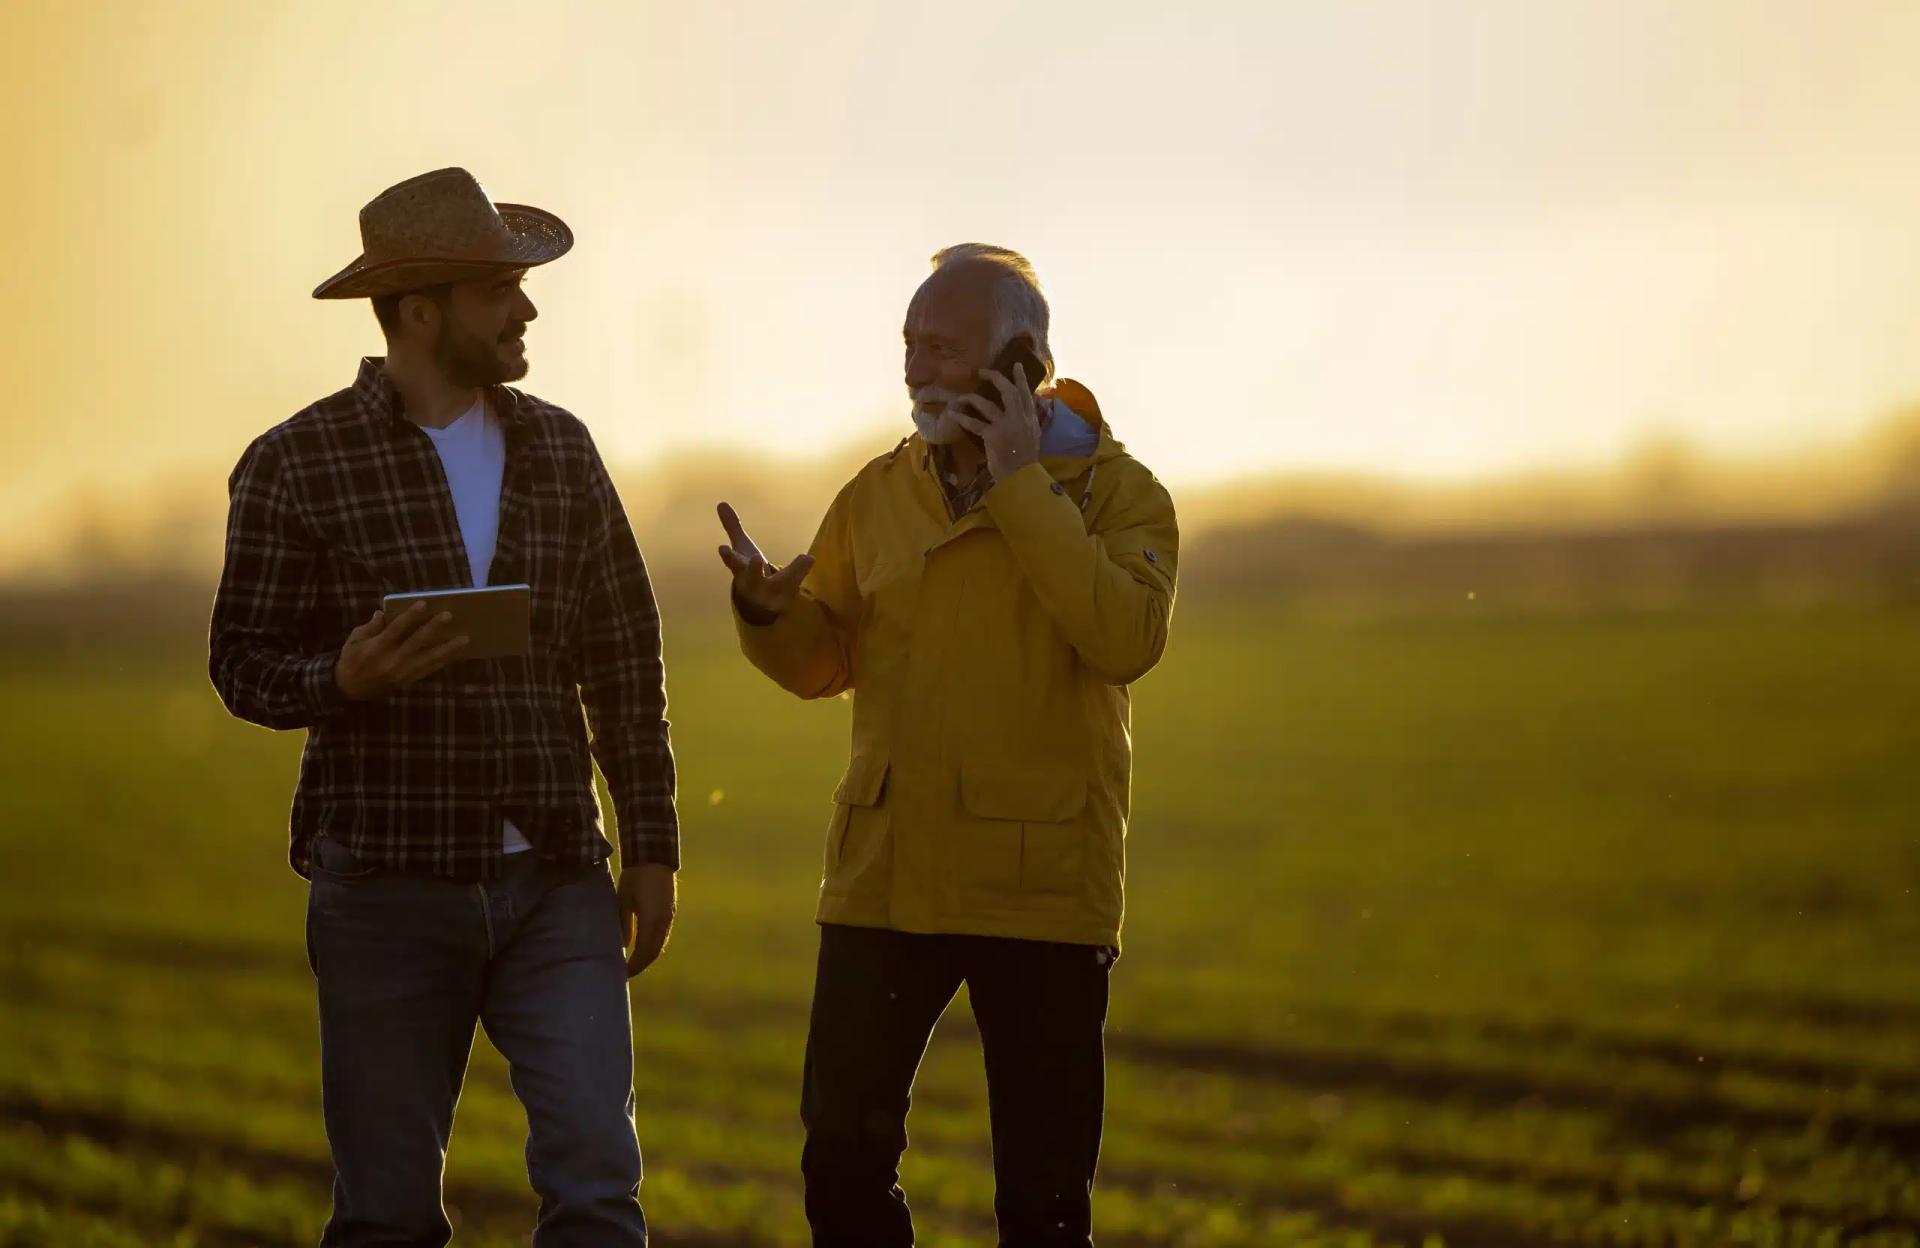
[401,292,441,337]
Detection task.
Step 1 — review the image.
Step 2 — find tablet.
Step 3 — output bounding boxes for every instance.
[380,583,531,661]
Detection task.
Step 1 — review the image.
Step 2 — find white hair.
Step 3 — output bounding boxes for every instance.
[929,242,1054,385]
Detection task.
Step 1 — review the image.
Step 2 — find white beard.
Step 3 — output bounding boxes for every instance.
[909,388,971,445]
[912,404,970,445]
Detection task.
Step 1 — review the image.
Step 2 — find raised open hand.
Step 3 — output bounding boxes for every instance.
[717,502,814,622]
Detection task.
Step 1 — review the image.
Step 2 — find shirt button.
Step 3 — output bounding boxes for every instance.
[1050,482,1065,496]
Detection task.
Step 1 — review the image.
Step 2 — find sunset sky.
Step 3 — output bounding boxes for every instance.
[6,0,1920,567]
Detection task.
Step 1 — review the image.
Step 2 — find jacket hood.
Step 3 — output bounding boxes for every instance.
[1042,378,1128,467]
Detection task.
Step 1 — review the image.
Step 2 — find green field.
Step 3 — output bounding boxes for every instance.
[3,604,1918,1246]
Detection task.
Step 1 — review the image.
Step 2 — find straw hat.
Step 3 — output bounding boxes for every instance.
[312,167,573,299]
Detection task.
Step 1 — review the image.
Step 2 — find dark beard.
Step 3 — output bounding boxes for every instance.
[434,320,525,386]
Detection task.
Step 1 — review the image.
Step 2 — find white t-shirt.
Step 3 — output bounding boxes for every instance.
[420,395,532,855]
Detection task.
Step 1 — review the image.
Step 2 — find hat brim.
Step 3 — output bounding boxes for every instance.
[312,203,573,300]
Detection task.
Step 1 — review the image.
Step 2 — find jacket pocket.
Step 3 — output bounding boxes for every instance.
[956,764,1088,897]
[823,753,890,896]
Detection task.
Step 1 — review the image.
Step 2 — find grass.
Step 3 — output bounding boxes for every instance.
[1,602,1917,1245]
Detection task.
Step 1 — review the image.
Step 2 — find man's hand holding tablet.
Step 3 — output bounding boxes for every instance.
[335,584,531,700]
[334,600,468,700]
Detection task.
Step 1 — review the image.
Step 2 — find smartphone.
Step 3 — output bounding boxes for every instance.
[379,583,531,661]
[974,335,1045,402]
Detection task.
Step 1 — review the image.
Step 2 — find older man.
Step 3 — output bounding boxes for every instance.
[718,244,1178,1246]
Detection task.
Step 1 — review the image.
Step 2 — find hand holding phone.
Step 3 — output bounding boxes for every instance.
[949,335,1047,480]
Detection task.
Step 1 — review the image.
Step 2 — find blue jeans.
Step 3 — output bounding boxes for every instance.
[305,833,647,1247]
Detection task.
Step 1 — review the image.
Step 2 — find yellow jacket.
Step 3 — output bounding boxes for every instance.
[736,381,1178,947]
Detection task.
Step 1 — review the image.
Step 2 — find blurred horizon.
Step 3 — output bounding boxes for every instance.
[10,397,1920,591]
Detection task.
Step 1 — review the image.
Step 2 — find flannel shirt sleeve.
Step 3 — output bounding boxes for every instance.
[208,436,349,730]
[576,440,680,870]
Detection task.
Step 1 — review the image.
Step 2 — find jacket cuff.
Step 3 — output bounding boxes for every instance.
[734,587,829,667]
[984,461,1077,536]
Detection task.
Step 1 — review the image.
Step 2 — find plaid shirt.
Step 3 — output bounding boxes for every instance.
[209,357,678,880]
[932,445,996,521]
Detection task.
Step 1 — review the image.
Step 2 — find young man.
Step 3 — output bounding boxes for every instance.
[718,244,1179,1246]
[209,167,676,1247]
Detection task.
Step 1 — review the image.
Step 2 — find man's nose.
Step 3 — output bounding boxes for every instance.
[514,290,538,322]
[904,347,933,388]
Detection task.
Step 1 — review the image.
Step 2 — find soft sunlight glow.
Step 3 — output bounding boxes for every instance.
[6,0,1920,565]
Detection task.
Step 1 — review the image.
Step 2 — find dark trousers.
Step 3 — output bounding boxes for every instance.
[800,922,1115,1247]
[305,834,647,1247]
